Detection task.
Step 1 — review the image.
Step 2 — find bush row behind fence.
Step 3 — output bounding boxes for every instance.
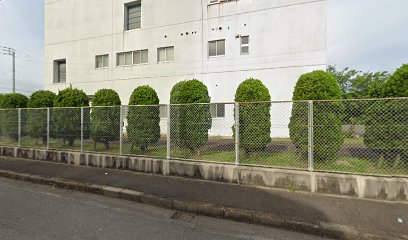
[0,98,407,177]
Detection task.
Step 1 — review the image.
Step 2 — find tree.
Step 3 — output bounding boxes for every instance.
[365,64,408,165]
[328,65,389,124]
[127,86,160,152]
[52,88,89,146]
[234,78,271,154]
[170,80,211,154]
[26,91,56,145]
[0,93,29,141]
[289,70,344,163]
[90,89,121,150]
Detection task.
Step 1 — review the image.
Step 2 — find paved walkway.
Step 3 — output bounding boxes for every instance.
[0,157,407,239]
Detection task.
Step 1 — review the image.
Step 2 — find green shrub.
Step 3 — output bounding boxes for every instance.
[127,86,160,152]
[289,70,344,162]
[365,64,408,165]
[27,90,56,108]
[0,93,29,141]
[91,89,121,150]
[234,78,271,153]
[25,91,56,145]
[52,88,89,146]
[0,93,28,108]
[0,94,4,138]
[170,80,211,154]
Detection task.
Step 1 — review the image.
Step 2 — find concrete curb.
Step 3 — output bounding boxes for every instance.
[0,169,399,240]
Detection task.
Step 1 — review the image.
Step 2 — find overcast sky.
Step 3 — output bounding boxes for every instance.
[0,0,407,95]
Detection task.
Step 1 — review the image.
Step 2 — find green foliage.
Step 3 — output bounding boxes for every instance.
[27,90,56,108]
[170,80,211,153]
[0,94,4,107]
[53,88,89,108]
[26,91,56,144]
[0,94,28,141]
[127,86,161,152]
[52,88,90,146]
[289,70,344,162]
[234,78,271,153]
[365,64,408,165]
[382,64,408,98]
[90,89,121,149]
[328,65,390,125]
[0,93,28,108]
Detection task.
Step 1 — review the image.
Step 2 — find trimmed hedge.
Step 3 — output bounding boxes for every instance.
[234,78,271,153]
[289,70,344,162]
[90,89,121,149]
[170,80,211,154]
[127,86,160,152]
[0,93,28,108]
[26,90,57,145]
[52,88,90,146]
[0,93,29,141]
[365,64,408,165]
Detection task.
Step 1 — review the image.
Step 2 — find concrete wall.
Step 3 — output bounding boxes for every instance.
[2,146,407,202]
[44,0,327,104]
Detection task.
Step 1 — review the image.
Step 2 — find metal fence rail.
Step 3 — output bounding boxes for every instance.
[0,98,407,177]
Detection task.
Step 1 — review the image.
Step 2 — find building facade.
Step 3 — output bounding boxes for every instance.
[45,0,327,136]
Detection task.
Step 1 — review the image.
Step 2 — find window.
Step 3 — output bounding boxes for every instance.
[125,1,141,30]
[157,47,174,63]
[210,103,226,118]
[159,105,167,118]
[133,49,148,64]
[209,40,225,57]
[54,59,66,83]
[95,54,109,69]
[117,50,148,66]
[241,36,249,54]
[117,52,133,66]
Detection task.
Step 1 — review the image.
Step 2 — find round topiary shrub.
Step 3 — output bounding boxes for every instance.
[234,78,271,154]
[289,70,344,163]
[52,88,90,146]
[0,93,29,141]
[90,89,121,150]
[26,90,57,145]
[127,86,160,152]
[0,93,28,108]
[27,90,56,108]
[170,80,211,154]
[365,64,408,165]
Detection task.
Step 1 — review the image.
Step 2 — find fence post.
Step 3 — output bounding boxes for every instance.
[47,108,50,150]
[80,107,84,152]
[166,104,171,160]
[235,102,240,166]
[119,105,123,156]
[308,100,314,172]
[17,108,21,147]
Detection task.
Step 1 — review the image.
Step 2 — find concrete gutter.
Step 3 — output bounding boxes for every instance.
[0,169,395,240]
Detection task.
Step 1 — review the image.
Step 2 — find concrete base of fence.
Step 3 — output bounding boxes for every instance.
[1,146,407,202]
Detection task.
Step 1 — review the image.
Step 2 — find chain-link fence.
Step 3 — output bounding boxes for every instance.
[0,98,407,176]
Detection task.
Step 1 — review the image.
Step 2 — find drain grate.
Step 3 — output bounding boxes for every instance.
[171,212,196,223]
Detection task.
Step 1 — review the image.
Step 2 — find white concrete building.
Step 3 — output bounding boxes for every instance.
[45,0,327,137]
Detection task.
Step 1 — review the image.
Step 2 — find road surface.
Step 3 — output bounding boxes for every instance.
[0,177,332,240]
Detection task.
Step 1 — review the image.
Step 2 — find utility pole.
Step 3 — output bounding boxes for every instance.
[1,46,16,93]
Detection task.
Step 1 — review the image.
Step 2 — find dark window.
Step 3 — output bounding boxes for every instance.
[126,1,141,30]
[54,60,66,83]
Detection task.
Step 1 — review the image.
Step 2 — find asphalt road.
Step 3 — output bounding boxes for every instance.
[0,177,332,240]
